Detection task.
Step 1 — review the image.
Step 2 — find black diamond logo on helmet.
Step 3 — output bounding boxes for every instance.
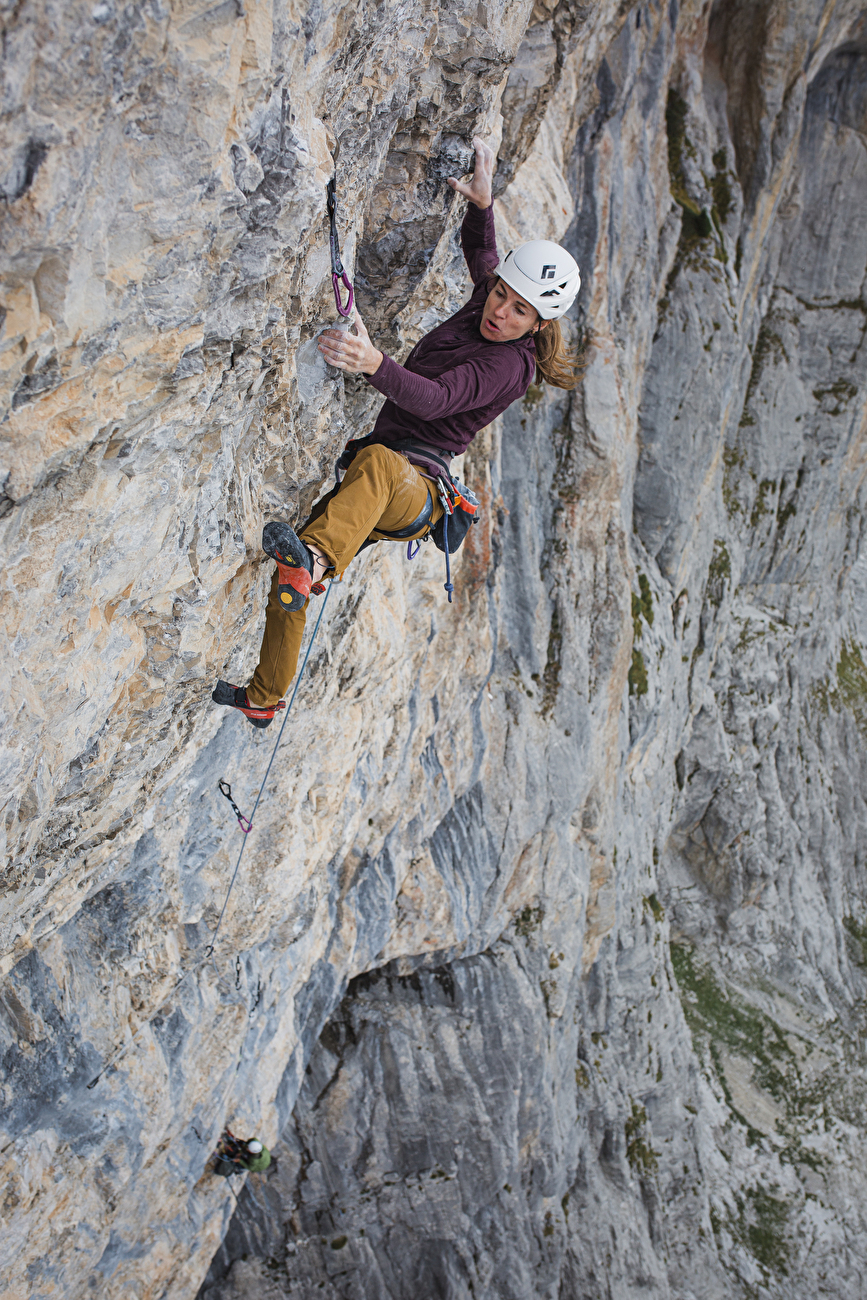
[541,264,556,279]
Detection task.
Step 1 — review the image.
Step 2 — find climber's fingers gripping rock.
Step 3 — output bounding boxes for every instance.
[318,311,383,376]
[447,135,494,210]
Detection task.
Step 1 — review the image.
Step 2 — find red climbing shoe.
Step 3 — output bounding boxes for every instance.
[262,521,316,613]
[211,680,286,730]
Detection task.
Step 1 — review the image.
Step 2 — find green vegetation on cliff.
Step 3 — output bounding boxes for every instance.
[812,640,867,736]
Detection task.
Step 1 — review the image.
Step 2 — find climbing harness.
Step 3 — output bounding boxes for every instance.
[335,436,480,600]
[218,780,252,834]
[327,176,354,318]
[346,437,455,485]
[374,490,433,541]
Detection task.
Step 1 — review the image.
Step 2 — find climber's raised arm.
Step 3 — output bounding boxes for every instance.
[448,136,500,286]
[447,134,494,211]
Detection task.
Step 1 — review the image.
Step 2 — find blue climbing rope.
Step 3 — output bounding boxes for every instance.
[207,581,335,964]
[442,507,453,603]
[86,580,336,1089]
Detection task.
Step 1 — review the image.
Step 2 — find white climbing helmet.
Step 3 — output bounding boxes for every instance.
[495,240,581,320]
[247,1139,263,1154]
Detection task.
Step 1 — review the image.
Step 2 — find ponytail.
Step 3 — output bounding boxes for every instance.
[533,318,584,390]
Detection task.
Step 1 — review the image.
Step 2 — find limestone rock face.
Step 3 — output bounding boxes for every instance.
[2,0,867,1297]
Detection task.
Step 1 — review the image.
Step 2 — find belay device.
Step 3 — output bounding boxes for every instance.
[327,175,354,317]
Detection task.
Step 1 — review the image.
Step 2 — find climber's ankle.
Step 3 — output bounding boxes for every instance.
[306,542,331,581]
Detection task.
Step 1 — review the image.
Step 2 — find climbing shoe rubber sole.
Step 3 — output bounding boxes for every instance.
[211,680,286,729]
[262,521,313,613]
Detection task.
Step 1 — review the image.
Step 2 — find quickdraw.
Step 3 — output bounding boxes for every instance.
[218,779,252,834]
[326,176,354,318]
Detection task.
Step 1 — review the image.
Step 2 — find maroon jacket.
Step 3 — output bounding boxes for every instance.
[364,204,537,459]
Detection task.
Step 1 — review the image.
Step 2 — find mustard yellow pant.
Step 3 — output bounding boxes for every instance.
[247,443,443,707]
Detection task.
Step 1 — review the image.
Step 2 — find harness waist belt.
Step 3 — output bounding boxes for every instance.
[390,440,453,482]
[374,488,434,539]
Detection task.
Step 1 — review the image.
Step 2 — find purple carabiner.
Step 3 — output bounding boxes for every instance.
[333,270,354,318]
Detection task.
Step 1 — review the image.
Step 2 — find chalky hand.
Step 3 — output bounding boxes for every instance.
[318,312,382,376]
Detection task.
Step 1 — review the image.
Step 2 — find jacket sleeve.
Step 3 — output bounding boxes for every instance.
[366,347,530,420]
[460,203,500,287]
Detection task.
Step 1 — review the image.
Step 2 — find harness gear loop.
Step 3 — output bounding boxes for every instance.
[218,780,252,834]
[327,177,354,318]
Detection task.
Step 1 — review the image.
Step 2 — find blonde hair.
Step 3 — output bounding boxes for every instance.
[486,274,584,390]
[532,318,584,390]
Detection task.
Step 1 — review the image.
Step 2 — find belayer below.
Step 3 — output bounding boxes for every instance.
[213,136,582,728]
[212,1131,272,1176]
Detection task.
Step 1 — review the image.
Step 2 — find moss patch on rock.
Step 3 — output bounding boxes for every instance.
[625,1100,659,1173]
[739,321,789,428]
[750,477,776,527]
[707,539,731,608]
[670,943,848,1181]
[710,147,734,223]
[515,904,544,938]
[629,647,648,697]
[812,640,867,736]
[671,946,793,1109]
[722,443,745,516]
[711,1186,791,1284]
[540,604,562,718]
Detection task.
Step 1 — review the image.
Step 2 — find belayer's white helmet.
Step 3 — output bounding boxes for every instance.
[494,241,581,321]
[247,1139,264,1154]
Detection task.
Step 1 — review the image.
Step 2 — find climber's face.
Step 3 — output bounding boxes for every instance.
[481,279,547,342]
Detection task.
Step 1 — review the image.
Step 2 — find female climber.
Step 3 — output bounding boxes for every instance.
[212,137,582,728]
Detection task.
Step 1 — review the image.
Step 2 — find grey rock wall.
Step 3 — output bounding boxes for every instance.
[2,0,867,1297]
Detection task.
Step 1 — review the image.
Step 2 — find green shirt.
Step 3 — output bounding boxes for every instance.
[240,1146,271,1173]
